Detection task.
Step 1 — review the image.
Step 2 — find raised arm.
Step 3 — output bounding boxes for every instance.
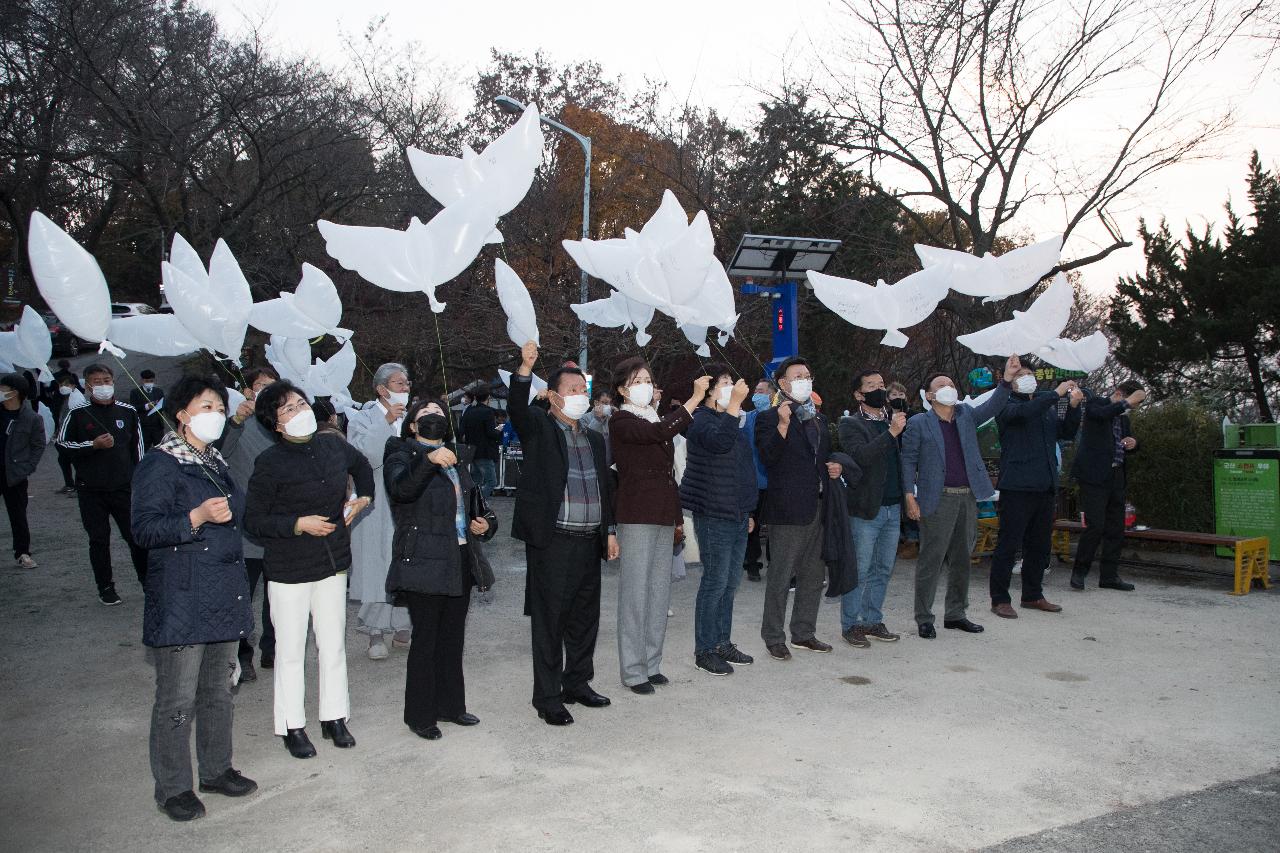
[610,405,693,446]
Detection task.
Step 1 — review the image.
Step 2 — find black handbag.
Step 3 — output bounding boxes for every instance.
[467,484,499,541]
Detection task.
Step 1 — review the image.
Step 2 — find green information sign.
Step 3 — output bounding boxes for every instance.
[1213,450,1280,559]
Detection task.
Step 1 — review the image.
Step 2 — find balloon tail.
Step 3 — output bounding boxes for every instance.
[98,340,126,359]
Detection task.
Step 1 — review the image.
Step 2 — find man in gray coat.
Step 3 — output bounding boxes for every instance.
[901,355,1018,639]
[2,374,47,569]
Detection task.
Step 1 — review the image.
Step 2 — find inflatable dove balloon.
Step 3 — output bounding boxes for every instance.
[807,265,950,348]
[0,306,54,381]
[27,212,116,352]
[571,289,657,347]
[916,236,1063,302]
[250,264,351,341]
[493,259,540,347]
[306,339,357,406]
[107,314,202,357]
[264,335,313,387]
[1038,330,1110,373]
[956,273,1073,357]
[498,368,547,404]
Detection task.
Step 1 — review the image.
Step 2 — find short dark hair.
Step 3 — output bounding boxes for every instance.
[57,359,71,370]
[853,369,883,393]
[611,356,651,394]
[401,397,451,440]
[254,380,307,438]
[311,397,336,423]
[773,356,809,381]
[165,375,228,424]
[700,361,733,402]
[83,363,113,381]
[590,385,611,403]
[140,369,156,380]
[242,366,279,389]
[1117,380,1144,396]
[922,372,951,392]
[0,372,30,399]
[547,366,586,395]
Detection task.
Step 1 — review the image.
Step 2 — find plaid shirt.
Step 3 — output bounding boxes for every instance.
[555,419,602,531]
[1112,405,1128,466]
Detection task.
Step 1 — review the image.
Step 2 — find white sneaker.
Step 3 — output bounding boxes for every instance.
[16,554,37,569]
[367,636,389,660]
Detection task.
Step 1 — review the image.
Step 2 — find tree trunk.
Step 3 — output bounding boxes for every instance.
[1243,343,1275,422]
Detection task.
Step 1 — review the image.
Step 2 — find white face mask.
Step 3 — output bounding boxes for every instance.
[1015,375,1038,395]
[186,411,226,443]
[933,386,959,406]
[716,386,733,408]
[599,404,613,417]
[787,378,813,403]
[283,408,317,438]
[91,384,115,401]
[143,383,155,393]
[559,394,590,421]
[386,390,409,408]
[626,382,654,408]
[59,386,72,396]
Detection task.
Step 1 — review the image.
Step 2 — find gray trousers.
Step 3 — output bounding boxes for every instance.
[616,523,674,686]
[761,512,826,646]
[914,490,978,625]
[149,641,237,803]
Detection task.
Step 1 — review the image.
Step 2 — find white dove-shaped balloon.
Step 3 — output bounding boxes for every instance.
[162,235,253,361]
[0,306,55,381]
[570,290,657,347]
[493,259,540,347]
[264,335,314,387]
[250,264,351,341]
[806,265,950,348]
[26,212,119,354]
[956,273,1073,356]
[1038,330,1110,373]
[916,235,1063,302]
[306,339,357,406]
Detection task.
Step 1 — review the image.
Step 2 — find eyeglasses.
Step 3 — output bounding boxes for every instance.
[278,399,310,419]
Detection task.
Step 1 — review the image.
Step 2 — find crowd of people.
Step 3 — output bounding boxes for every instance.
[0,343,1148,822]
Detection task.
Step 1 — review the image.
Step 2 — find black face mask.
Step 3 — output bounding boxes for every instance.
[416,413,449,441]
[862,388,888,408]
[889,397,908,412]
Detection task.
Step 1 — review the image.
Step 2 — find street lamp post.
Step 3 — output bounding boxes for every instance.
[495,95,591,372]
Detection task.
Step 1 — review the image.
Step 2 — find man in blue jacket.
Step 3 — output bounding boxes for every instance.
[989,370,1084,618]
[901,355,1018,639]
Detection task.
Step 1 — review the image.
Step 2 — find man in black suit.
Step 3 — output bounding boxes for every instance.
[128,369,166,449]
[509,341,618,726]
[753,356,843,661]
[1070,380,1146,592]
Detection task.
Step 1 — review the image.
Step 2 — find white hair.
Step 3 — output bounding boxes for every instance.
[373,362,408,390]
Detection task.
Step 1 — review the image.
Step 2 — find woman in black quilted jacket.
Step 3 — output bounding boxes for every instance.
[131,374,256,822]
[384,398,497,741]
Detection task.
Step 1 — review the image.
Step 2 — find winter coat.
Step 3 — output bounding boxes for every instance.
[1072,394,1137,486]
[383,437,497,598]
[131,441,252,647]
[610,406,692,526]
[56,399,144,491]
[217,413,275,560]
[838,413,902,521]
[821,452,860,598]
[679,406,757,521]
[995,391,1083,493]
[3,404,46,486]
[243,432,376,584]
[754,403,836,526]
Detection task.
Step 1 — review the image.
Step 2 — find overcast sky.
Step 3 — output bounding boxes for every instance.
[201,0,1279,295]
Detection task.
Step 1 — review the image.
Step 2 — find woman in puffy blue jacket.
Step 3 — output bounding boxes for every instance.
[678,364,759,678]
[131,375,256,822]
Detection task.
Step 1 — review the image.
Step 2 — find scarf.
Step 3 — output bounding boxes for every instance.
[157,430,228,471]
[621,402,660,423]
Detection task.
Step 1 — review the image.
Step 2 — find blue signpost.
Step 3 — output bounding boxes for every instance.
[740,280,799,376]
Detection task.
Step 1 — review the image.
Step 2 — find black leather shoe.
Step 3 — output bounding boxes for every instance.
[237,659,257,683]
[562,686,611,708]
[282,728,316,759]
[158,790,205,821]
[321,718,356,748]
[1070,571,1086,591]
[537,707,574,726]
[446,712,480,726]
[198,768,257,797]
[944,618,985,633]
[629,681,655,695]
[410,725,442,740]
[918,622,936,639]
[648,673,669,686]
[1099,579,1136,591]
[260,652,274,669]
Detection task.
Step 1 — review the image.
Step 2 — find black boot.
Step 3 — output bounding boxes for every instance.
[321,718,356,748]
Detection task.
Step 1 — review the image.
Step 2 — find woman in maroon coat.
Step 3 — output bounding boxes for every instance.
[608,356,709,694]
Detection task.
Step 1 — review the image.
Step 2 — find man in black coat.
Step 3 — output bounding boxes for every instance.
[989,370,1084,618]
[1070,380,1145,591]
[509,341,618,727]
[459,385,500,499]
[753,356,843,661]
[128,368,167,449]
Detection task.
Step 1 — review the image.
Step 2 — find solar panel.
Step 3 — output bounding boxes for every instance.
[726,234,842,278]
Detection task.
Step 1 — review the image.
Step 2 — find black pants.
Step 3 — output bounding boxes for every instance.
[3,478,31,558]
[1074,467,1127,582]
[57,448,74,489]
[403,587,471,727]
[526,531,601,712]
[238,557,275,662]
[990,489,1055,605]
[743,489,767,570]
[77,488,148,591]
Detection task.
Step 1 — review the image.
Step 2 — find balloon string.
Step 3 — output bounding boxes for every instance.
[705,338,742,379]
[431,310,459,437]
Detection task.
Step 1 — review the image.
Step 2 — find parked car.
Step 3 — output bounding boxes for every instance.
[41,312,96,357]
[111,302,158,319]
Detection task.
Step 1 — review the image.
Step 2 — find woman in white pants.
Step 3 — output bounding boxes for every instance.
[244,381,376,759]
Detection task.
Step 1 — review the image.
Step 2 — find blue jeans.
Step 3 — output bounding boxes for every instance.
[471,459,497,500]
[840,503,901,632]
[693,514,748,654]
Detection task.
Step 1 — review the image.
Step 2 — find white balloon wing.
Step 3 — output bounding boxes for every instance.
[498,368,547,404]
[264,335,311,386]
[956,273,1073,356]
[307,339,357,405]
[6,306,55,381]
[472,103,545,216]
[207,239,253,359]
[168,233,208,286]
[916,235,1062,301]
[107,314,202,357]
[1039,330,1110,373]
[250,264,350,339]
[493,259,540,347]
[27,212,112,345]
[406,147,481,208]
[570,290,656,347]
[162,262,236,358]
[317,218,428,293]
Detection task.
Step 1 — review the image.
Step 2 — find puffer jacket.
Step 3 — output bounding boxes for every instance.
[244,431,376,584]
[679,406,757,521]
[383,437,497,597]
[131,436,252,648]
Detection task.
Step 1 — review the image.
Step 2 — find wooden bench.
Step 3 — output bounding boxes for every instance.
[972,518,1271,595]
